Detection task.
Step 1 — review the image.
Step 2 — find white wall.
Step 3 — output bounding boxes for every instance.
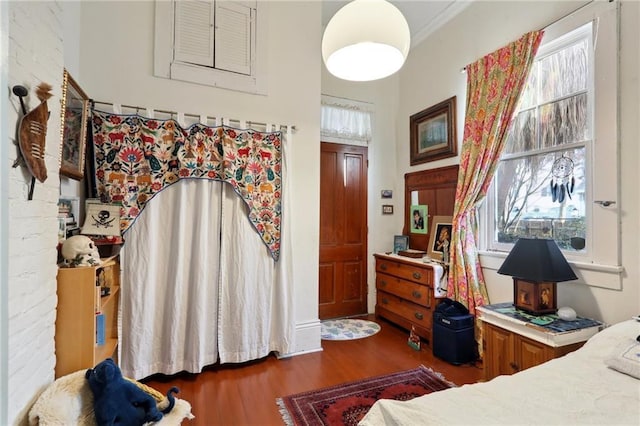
[77,1,323,353]
[395,1,639,324]
[6,2,64,423]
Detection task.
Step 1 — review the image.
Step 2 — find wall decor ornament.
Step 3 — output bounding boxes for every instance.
[12,82,52,199]
[410,96,457,165]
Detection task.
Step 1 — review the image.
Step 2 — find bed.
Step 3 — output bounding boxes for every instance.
[360,319,640,425]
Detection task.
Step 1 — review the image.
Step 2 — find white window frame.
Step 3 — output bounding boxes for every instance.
[154,0,267,95]
[480,1,622,290]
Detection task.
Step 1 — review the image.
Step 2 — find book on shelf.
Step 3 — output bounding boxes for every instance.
[96,313,105,346]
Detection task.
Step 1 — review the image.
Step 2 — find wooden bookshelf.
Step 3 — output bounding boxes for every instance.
[54,256,120,378]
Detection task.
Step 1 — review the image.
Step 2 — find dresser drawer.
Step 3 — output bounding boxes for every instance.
[376,272,432,308]
[377,291,433,330]
[376,258,432,285]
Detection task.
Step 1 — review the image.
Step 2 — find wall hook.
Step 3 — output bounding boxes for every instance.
[594,200,616,207]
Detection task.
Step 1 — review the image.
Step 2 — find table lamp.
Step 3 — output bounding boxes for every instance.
[497,238,577,315]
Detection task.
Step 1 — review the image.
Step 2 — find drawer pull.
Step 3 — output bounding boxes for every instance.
[380,280,387,287]
[510,362,519,372]
[382,297,390,305]
[412,272,422,280]
[414,312,424,320]
[380,263,388,271]
[412,290,422,299]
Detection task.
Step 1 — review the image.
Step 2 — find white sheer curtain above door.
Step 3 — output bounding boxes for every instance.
[120,179,222,379]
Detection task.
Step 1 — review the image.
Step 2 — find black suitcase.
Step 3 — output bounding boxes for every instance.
[433,298,477,365]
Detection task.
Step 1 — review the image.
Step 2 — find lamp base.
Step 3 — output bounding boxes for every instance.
[513,279,557,315]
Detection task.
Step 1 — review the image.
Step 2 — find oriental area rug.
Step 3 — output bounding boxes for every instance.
[276,365,454,426]
[320,319,381,341]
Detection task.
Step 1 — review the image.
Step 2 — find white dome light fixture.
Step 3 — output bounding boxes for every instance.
[322,0,411,82]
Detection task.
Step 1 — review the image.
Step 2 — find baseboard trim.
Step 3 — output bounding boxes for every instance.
[279,319,322,358]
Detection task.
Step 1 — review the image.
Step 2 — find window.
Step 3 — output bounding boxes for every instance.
[320,95,373,147]
[154,0,267,95]
[491,23,592,252]
[483,1,619,273]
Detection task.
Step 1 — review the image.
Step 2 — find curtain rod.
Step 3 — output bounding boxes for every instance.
[91,100,297,132]
[460,0,599,73]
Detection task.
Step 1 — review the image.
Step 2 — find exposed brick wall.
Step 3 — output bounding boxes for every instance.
[7,1,63,423]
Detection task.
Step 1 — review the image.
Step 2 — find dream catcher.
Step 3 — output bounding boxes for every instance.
[549,156,575,203]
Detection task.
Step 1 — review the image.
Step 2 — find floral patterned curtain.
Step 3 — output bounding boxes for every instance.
[447,31,544,313]
[91,110,284,260]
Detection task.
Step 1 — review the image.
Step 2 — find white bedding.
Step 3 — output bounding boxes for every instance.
[360,319,640,425]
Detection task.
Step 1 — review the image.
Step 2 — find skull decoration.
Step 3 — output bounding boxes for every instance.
[61,235,101,267]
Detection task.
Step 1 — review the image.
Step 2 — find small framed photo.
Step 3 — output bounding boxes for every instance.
[410,96,457,165]
[428,216,453,262]
[410,204,428,234]
[393,235,409,254]
[381,190,393,199]
[382,204,394,215]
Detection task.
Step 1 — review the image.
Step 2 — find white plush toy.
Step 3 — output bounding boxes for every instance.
[61,235,101,267]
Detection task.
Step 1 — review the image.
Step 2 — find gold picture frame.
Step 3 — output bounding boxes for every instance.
[410,96,457,165]
[427,215,453,262]
[60,69,90,180]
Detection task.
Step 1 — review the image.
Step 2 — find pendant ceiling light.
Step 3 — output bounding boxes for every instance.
[322,0,411,82]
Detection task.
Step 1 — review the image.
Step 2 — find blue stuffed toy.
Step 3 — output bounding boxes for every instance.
[86,358,179,426]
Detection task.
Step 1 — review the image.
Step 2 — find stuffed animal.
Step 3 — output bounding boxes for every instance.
[85,358,179,426]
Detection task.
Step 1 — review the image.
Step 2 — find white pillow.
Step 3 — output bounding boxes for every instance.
[605,339,640,380]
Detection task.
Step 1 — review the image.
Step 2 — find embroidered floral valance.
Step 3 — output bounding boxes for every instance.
[91,110,283,260]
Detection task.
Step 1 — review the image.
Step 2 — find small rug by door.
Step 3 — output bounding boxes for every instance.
[320,319,381,341]
[276,365,454,426]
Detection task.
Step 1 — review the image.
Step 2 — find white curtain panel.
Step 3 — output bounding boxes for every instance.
[119,130,295,379]
[218,128,295,362]
[120,180,222,379]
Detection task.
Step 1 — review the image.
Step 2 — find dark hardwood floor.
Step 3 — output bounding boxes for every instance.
[143,315,483,425]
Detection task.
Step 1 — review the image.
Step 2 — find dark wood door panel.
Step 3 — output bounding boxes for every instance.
[319,142,368,319]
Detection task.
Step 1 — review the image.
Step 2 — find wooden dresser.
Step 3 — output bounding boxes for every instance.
[374,253,440,344]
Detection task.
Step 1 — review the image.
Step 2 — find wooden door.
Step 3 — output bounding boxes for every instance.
[319,142,368,319]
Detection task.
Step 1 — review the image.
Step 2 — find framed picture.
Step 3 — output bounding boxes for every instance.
[381,190,393,199]
[60,69,90,180]
[428,216,453,262]
[409,204,428,234]
[410,96,457,165]
[382,204,394,215]
[81,203,121,236]
[393,235,409,254]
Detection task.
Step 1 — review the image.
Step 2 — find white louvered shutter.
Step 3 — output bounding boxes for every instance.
[174,0,215,66]
[214,2,252,75]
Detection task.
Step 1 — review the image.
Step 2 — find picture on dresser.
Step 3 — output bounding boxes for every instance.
[428,216,453,261]
[410,204,428,234]
[393,235,409,254]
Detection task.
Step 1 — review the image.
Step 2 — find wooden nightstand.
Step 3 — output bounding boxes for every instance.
[478,303,604,381]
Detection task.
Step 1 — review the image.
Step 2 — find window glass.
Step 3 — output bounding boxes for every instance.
[490,23,591,253]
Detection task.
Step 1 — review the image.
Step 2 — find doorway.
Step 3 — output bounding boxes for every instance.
[318,142,368,319]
